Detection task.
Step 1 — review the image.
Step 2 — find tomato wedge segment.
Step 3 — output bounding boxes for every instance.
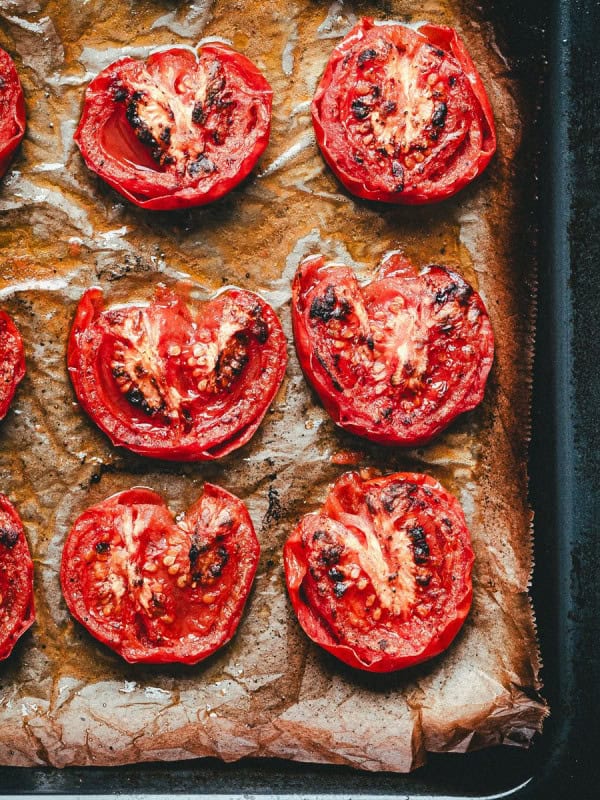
[60,484,260,664]
[67,284,287,461]
[284,471,474,672]
[0,310,26,421]
[74,44,272,210]
[292,253,494,446]
[311,18,496,204]
[0,494,35,661]
[0,48,26,179]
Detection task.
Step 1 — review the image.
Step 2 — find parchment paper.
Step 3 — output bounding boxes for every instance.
[0,0,547,771]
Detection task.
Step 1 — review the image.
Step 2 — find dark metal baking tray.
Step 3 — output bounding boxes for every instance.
[1,0,598,796]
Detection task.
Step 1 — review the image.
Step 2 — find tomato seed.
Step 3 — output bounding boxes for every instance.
[177,575,187,588]
[168,564,179,575]
[168,344,181,357]
[365,594,375,608]
[372,607,382,621]
[357,577,368,590]
[163,555,176,567]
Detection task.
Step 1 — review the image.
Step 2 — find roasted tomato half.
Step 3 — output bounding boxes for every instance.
[0,48,26,179]
[284,471,473,672]
[312,18,496,204]
[74,45,272,210]
[0,494,35,661]
[292,253,494,446]
[68,285,287,460]
[0,310,26,421]
[60,485,259,664]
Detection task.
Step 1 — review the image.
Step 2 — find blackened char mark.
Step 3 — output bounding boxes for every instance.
[189,536,209,564]
[432,101,448,128]
[392,160,404,192]
[0,527,19,549]
[318,543,343,566]
[309,285,351,323]
[251,305,269,344]
[125,385,165,417]
[188,153,216,177]
[357,48,378,67]
[351,98,370,120]
[380,481,408,513]
[408,525,430,564]
[192,101,207,125]
[315,351,343,392]
[434,281,474,307]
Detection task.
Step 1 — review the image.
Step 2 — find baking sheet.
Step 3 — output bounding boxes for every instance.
[0,0,547,771]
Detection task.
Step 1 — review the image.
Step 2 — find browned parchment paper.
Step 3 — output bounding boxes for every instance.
[0,0,547,771]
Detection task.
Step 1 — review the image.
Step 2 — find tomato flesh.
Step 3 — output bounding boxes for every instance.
[68,285,287,460]
[284,471,473,672]
[0,48,26,178]
[292,253,494,446]
[60,484,259,664]
[0,494,35,661]
[0,310,26,421]
[312,18,496,204]
[74,45,272,210]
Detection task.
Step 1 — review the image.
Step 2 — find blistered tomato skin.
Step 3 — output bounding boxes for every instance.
[60,485,260,664]
[311,18,496,204]
[0,310,26,421]
[74,45,272,210]
[284,471,474,672]
[292,253,494,446]
[68,285,287,461]
[0,494,35,661]
[0,49,26,179]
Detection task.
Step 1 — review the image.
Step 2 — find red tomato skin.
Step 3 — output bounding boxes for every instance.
[0,494,35,661]
[311,18,496,205]
[74,45,272,210]
[292,254,494,447]
[60,484,260,664]
[284,471,474,673]
[0,49,26,178]
[0,310,26,421]
[67,285,287,461]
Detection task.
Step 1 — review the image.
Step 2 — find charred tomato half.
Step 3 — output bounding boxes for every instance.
[312,18,496,204]
[68,284,287,460]
[0,310,25,421]
[292,252,494,446]
[60,485,259,664]
[74,45,272,209]
[284,470,474,672]
[0,48,26,178]
[0,494,35,661]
